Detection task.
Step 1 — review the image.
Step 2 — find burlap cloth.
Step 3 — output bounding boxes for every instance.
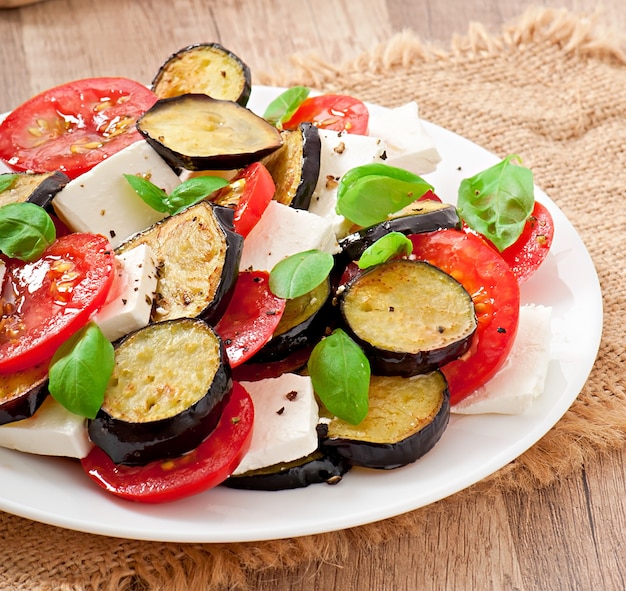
[2,6,625,590]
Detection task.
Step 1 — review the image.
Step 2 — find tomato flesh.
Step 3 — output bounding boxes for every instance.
[231,162,275,237]
[232,345,313,383]
[494,201,554,284]
[420,189,442,203]
[409,229,520,405]
[215,270,286,367]
[0,233,116,374]
[283,94,369,135]
[0,77,158,179]
[81,381,254,503]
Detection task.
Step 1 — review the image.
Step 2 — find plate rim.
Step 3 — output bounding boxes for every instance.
[0,85,603,542]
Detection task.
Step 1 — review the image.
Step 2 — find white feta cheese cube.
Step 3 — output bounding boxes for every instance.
[367,101,441,175]
[52,140,180,248]
[234,373,320,474]
[239,200,339,272]
[93,244,159,342]
[0,396,92,459]
[310,129,387,237]
[452,304,553,415]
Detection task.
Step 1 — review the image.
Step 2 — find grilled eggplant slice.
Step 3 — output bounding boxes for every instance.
[151,43,252,107]
[319,371,450,469]
[116,201,242,325]
[0,171,69,209]
[251,277,332,363]
[88,318,232,466]
[224,448,350,490]
[261,123,321,209]
[136,94,283,171]
[339,259,477,376]
[338,201,461,262]
[0,363,49,426]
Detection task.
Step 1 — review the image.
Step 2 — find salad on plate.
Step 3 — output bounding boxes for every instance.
[0,42,556,504]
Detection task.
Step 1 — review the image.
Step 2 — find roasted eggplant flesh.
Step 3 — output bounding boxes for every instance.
[115,201,242,325]
[88,318,232,466]
[136,94,283,171]
[261,123,321,209]
[151,43,252,107]
[224,448,350,491]
[338,201,461,262]
[251,278,332,363]
[0,171,69,209]
[340,259,477,376]
[0,363,49,426]
[320,371,450,469]
[211,176,246,210]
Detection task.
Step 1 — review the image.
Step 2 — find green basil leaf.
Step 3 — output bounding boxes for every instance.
[357,232,413,269]
[336,164,433,227]
[123,173,171,214]
[165,176,229,215]
[263,86,310,128]
[308,328,370,425]
[48,322,114,419]
[269,249,334,299]
[457,154,535,251]
[337,163,425,201]
[0,173,19,193]
[0,202,56,261]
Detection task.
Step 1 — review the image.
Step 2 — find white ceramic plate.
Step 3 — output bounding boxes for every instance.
[0,87,602,543]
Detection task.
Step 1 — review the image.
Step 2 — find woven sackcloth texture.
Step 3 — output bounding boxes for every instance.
[1,6,625,591]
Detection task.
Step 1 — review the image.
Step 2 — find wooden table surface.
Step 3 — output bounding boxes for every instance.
[1,1,625,590]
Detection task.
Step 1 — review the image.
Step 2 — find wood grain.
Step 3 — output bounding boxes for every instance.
[0,1,624,590]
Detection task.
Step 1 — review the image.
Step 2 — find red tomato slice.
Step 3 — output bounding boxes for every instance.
[0,233,116,374]
[283,94,369,135]
[494,201,554,284]
[231,162,275,237]
[420,189,442,203]
[50,214,71,238]
[0,77,158,179]
[214,270,286,367]
[81,381,254,503]
[232,345,313,382]
[409,229,520,405]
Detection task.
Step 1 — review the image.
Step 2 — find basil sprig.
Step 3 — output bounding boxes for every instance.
[308,328,370,425]
[457,154,534,251]
[357,232,413,269]
[0,202,56,261]
[336,163,433,227]
[263,86,310,128]
[48,323,114,419]
[269,249,334,299]
[124,174,229,216]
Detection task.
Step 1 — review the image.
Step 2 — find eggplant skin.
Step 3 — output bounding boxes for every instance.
[151,43,252,107]
[0,171,69,209]
[338,202,461,263]
[224,449,351,491]
[319,371,450,470]
[136,94,283,171]
[88,318,232,466]
[0,364,49,426]
[202,205,243,325]
[116,201,242,326]
[262,123,321,210]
